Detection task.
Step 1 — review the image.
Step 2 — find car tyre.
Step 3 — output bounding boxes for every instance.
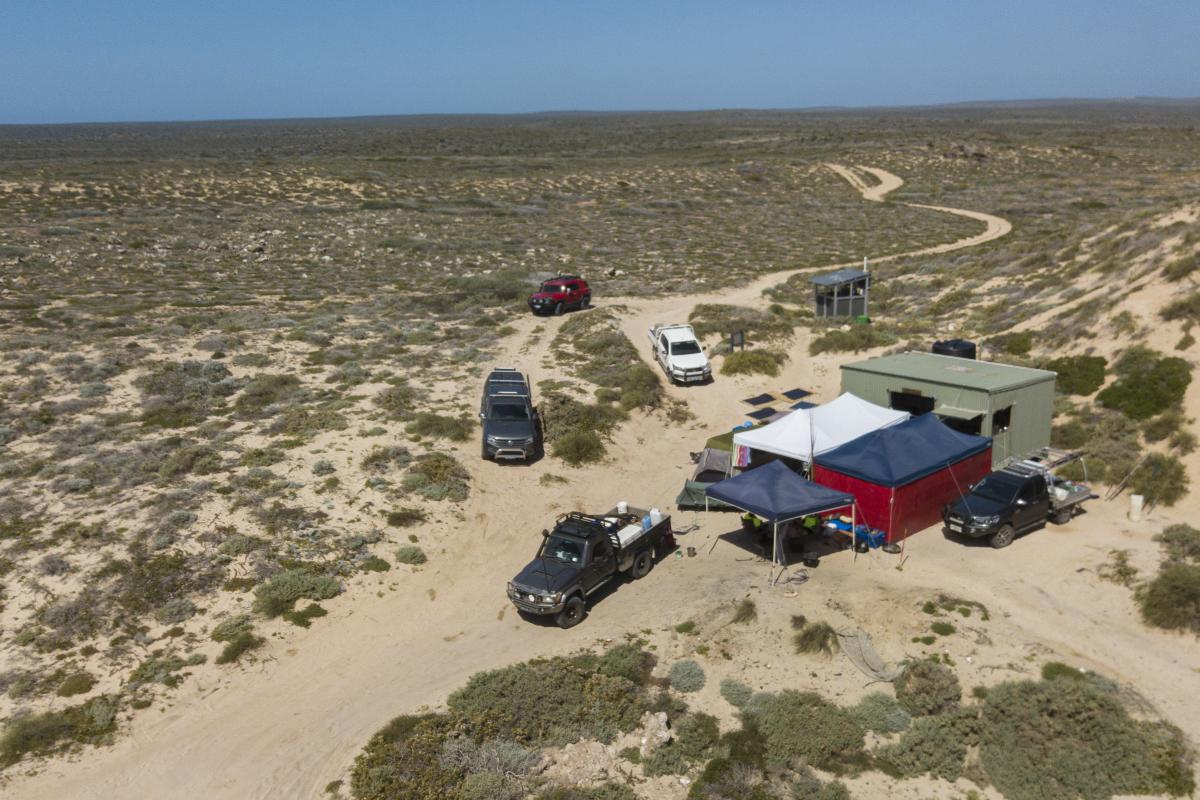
[581,294,591,309]
[631,549,653,579]
[553,302,564,316]
[481,441,491,461]
[556,596,586,629]
[1051,508,1072,525]
[989,524,1015,549]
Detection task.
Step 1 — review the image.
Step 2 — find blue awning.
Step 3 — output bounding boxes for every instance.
[705,460,854,524]
[815,414,991,487]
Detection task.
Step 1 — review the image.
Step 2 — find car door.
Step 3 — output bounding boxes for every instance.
[584,537,616,592]
[1013,481,1040,531]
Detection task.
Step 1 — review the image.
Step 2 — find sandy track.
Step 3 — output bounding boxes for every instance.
[0,168,1069,800]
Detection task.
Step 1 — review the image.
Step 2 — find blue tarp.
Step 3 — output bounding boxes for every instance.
[815,414,991,487]
[705,460,854,523]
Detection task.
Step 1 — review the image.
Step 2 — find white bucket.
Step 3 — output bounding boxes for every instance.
[649,507,663,525]
[1128,494,1144,522]
[617,501,628,514]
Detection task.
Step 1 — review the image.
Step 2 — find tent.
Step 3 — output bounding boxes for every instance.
[675,448,736,511]
[812,414,992,543]
[705,460,855,565]
[732,393,908,467]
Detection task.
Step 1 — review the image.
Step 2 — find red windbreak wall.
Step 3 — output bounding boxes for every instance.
[812,447,992,543]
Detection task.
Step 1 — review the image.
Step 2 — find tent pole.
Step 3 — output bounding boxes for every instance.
[851,504,857,562]
[773,522,779,572]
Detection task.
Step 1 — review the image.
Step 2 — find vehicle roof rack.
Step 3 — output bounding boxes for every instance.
[1001,447,1084,478]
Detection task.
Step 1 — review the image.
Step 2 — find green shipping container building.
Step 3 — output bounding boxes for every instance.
[840,352,1057,467]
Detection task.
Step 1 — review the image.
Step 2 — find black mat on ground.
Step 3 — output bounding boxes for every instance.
[743,393,775,406]
[747,406,778,420]
[782,388,811,400]
[790,401,817,410]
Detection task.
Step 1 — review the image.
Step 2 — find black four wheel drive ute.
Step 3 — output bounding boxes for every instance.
[480,368,540,461]
[507,507,674,628]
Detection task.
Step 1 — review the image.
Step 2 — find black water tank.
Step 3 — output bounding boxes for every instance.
[932,339,977,359]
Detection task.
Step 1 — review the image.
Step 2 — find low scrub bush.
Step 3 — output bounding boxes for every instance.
[745,690,865,770]
[1137,563,1200,634]
[373,383,418,421]
[980,678,1194,800]
[793,621,837,656]
[551,429,605,466]
[253,569,340,617]
[405,412,474,442]
[394,545,427,565]
[0,695,118,767]
[361,445,413,472]
[283,602,329,628]
[720,350,786,377]
[719,678,753,709]
[689,303,800,341]
[235,374,301,417]
[876,713,967,781]
[668,659,705,693]
[1129,452,1189,507]
[809,324,897,355]
[731,597,757,624]
[403,453,470,501]
[895,660,961,716]
[57,672,97,697]
[1160,290,1200,324]
[1096,346,1191,420]
[1156,523,1200,564]
[849,692,911,733]
[1042,354,1106,396]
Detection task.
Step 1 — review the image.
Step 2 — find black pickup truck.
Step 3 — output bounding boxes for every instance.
[943,449,1092,548]
[480,368,540,461]
[507,507,674,628]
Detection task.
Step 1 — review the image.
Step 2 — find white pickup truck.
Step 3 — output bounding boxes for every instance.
[648,323,712,384]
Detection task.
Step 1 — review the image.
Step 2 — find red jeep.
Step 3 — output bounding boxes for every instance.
[528,275,591,316]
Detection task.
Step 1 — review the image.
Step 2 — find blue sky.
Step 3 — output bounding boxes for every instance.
[2,1,1198,124]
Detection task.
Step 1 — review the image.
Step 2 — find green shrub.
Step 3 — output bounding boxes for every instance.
[731,597,757,624]
[1137,563,1200,634]
[689,303,801,341]
[394,545,428,565]
[253,569,340,617]
[350,713,461,800]
[642,712,721,776]
[551,429,605,465]
[895,660,961,716]
[1142,409,1186,443]
[1096,347,1191,420]
[361,445,413,472]
[876,713,967,781]
[745,690,865,770]
[284,603,329,628]
[793,621,837,656]
[1042,354,1106,395]
[849,691,911,733]
[1156,523,1200,564]
[359,556,391,573]
[156,597,196,624]
[240,447,285,467]
[809,324,897,355]
[669,659,706,693]
[992,330,1034,356]
[531,785,638,800]
[57,672,97,697]
[384,507,426,527]
[980,678,1194,800]
[0,695,118,767]
[405,412,474,442]
[930,621,955,636]
[216,631,265,664]
[594,643,656,686]
[374,383,418,421]
[719,678,753,709]
[235,374,301,417]
[720,350,786,377]
[1129,452,1189,507]
[1161,290,1200,324]
[219,534,267,556]
[403,453,470,501]
[1041,661,1086,682]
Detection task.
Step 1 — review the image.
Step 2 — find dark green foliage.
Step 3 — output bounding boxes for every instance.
[719,678,753,709]
[359,556,390,572]
[991,330,1034,356]
[0,695,118,767]
[1129,453,1189,507]
[349,713,461,800]
[593,643,657,686]
[57,672,97,697]
[405,412,474,441]
[1050,408,1139,483]
[216,631,265,664]
[403,453,470,501]
[158,443,222,479]
[643,712,721,776]
[744,690,865,770]
[668,660,705,693]
[1042,355,1106,396]
[218,534,267,556]
[731,597,757,624]
[876,713,968,781]
[134,360,232,428]
[235,373,301,417]
[930,621,955,636]
[394,545,427,565]
[239,447,285,467]
[552,429,606,466]
[446,650,648,748]
[114,549,224,616]
[793,621,837,655]
[266,404,348,438]
[1137,563,1200,634]
[720,350,787,377]
[1041,662,1086,682]
[688,303,800,341]
[531,785,638,800]
[283,602,329,628]
[1096,346,1191,420]
[253,569,340,617]
[557,311,663,412]
[849,692,911,733]
[1141,409,1186,443]
[895,660,961,716]
[1160,290,1200,324]
[373,383,418,421]
[809,324,897,355]
[1163,254,1198,282]
[1156,523,1200,564]
[383,507,426,527]
[980,678,1194,800]
[360,445,413,472]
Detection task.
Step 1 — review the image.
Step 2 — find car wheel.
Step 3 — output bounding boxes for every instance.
[553,302,564,316]
[1051,508,1072,525]
[481,441,491,461]
[581,294,591,309]
[556,596,586,629]
[989,524,1015,549]
[631,549,653,579]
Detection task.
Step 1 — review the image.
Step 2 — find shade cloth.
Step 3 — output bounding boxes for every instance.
[732,393,907,464]
[705,460,853,523]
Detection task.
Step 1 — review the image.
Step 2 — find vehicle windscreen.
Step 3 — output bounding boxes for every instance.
[671,340,702,356]
[490,403,529,420]
[539,282,565,293]
[970,475,1023,504]
[543,533,583,564]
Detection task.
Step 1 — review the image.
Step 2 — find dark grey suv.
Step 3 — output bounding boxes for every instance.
[480,368,540,461]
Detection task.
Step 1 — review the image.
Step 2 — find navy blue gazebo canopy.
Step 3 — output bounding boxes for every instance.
[705,460,853,523]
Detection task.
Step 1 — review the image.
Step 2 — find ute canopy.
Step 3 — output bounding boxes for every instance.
[816,414,991,487]
[732,393,907,464]
[705,460,854,524]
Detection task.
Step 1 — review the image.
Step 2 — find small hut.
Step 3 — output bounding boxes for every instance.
[811,268,870,318]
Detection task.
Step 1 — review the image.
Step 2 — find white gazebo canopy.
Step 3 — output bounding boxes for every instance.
[733,392,908,464]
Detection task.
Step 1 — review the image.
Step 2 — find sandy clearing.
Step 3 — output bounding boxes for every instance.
[15,166,1191,800]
